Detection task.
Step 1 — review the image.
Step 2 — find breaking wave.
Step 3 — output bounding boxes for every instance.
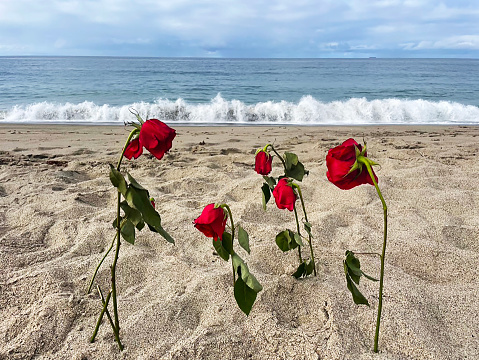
[2,94,479,125]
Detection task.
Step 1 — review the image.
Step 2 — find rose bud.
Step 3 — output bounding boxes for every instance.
[194,203,227,241]
[326,138,378,190]
[272,178,297,211]
[254,150,273,175]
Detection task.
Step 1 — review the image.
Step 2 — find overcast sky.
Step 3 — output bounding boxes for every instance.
[1,0,478,58]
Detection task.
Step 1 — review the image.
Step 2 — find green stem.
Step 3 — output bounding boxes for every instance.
[361,159,388,353]
[293,205,303,264]
[268,145,288,172]
[110,128,139,347]
[294,184,316,276]
[87,232,118,294]
[222,204,236,285]
[91,290,112,343]
[98,286,123,350]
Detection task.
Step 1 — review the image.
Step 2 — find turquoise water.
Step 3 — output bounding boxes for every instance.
[1,57,479,124]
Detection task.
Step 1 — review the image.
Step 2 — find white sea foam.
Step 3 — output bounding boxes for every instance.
[1,94,479,125]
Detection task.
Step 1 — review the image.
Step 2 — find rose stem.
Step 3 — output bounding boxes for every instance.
[362,159,388,353]
[98,285,122,348]
[87,232,117,294]
[267,144,287,171]
[222,204,236,285]
[107,128,139,349]
[90,290,112,343]
[293,205,303,264]
[294,184,316,276]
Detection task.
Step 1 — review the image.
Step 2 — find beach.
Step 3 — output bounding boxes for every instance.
[0,124,478,359]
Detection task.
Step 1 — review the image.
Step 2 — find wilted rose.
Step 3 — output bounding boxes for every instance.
[254,150,273,175]
[272,178,297,211]
[326,138,377,190]
[194,203,227,241]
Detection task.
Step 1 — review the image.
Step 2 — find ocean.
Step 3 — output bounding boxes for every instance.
[1,57,478,125]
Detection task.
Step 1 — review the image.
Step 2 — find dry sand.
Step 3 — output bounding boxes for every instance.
[0,124,478,360]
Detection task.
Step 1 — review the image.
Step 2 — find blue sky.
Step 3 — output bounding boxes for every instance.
[1,0,478,58]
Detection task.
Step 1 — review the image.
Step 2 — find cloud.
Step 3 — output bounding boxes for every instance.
[0,0,478,57]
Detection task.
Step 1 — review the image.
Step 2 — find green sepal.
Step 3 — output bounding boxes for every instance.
[262,176,276,189]
[109,164,127,196]
[275,229,299,252]
[234,276,258,316]
[120,220,136,245]
[303,221,312,238]
[232,253,262,293]
[346,274,370,306]
[213,237,230,261]
[237,226,250,254]
[261,183,271,210]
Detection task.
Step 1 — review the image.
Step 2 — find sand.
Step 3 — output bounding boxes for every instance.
[0,124,478,360]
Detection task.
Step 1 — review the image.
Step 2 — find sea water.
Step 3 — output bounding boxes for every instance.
[1,57,478,125]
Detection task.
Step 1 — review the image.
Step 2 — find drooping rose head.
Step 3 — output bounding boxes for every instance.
[139,119,176,160]
[194,203,227,241]
[125,119,176,161]
[272,178,297,211]
[254,150,273,175]
[326,138,378,190]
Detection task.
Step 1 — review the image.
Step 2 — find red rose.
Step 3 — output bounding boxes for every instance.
[194,203,227,241]
[124,138,143,159]
[150,198,156,209]
[326,138,378,190]
[272,178,297,211]
[124,119,176,161]
[255,150,272,175]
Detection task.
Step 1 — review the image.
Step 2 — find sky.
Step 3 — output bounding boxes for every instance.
[0,0,478,58]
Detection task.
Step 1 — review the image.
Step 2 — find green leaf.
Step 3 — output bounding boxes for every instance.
[346,274,370,306]
[283,152,298,170]
[120,201,144,229]
[232,253,262,293]
[237,226,250,254]
[109,164,127,195]
[261,183,271,210]
[126,172,148,191]
[120,220,135,245]
[234,276,257,316]
[292,259,315,279]
[124,185,174,244]
[292,262,306,279]
[303,221,312,238]
[285,160,308,182]
[362,272,379,282]
[293,232,304,247]
[222,232,234,255]
[275,229,298,252]
[305,259,315,275]
[262,175,276,189]
[213,238,230,261]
